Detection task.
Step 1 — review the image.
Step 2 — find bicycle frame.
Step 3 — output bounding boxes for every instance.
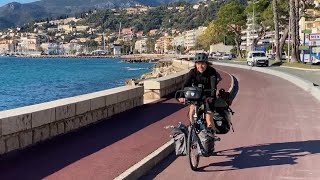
[189,102,213,157]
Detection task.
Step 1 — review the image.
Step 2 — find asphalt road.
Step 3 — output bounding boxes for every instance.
[141,66,320,180]
[212,59,320,86]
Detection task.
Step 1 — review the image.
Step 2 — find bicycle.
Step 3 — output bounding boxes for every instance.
[175,84,217,171]
[175,81,234,171]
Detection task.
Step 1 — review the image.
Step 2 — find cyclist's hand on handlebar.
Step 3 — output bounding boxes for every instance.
[205,97,214,103]
[178,98,186,103]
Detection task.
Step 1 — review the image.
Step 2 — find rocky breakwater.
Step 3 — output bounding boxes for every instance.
[125,60,185,86]
[121,58,160,63]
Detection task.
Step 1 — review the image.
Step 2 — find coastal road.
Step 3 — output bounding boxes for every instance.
[141,66,320,180]
[211,59,320,86]
[0,70,231,179]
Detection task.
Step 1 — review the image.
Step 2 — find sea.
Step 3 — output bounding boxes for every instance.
[0,57,152,111]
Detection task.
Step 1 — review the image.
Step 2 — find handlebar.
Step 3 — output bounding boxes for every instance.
[174,88,216,104]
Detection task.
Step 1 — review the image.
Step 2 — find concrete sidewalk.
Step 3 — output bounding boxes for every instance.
[269,66,320,86]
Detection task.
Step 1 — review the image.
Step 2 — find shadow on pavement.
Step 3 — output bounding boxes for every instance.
[270,62,284,67]
[0,99,185,180]
[198,140,320,172]
[140,153,178,180]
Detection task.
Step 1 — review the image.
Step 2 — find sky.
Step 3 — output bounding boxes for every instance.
[0,0,37,6]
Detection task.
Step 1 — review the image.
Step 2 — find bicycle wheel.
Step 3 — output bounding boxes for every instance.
[187,125,200,171]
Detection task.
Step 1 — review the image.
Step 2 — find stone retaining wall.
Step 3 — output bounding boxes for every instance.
[144,60,195,100]
[143,70,187,99]
[172,59,194,69]
[0,86,144,155]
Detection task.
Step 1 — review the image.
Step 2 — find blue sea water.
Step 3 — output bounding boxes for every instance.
[0,57,152,111]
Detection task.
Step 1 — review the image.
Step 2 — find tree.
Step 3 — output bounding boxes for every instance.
[277,0,311,62]
[245,0,272,51]
[195,21,221,50]
[277,0,290,56]
[216,2,246,58]
[289,0,298,63]
[273,0,281,62]
[175,45,186,53]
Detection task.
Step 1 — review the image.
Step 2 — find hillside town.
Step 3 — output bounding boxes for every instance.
[0,0,319,64]
[0,3,210,57]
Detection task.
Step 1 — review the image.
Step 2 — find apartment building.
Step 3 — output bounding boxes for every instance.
[172,34,185,47]
[240,13,281,52]
[134,37,148,53]
[155,35,173,54]
[0,39,11,53]
[58,25,73,33]
[75,26,89,32]
[184,26,207,49]
[19,36,38,52]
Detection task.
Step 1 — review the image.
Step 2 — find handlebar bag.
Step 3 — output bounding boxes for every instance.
[183,87,203,101]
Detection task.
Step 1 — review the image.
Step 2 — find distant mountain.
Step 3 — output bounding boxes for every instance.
[0,0,198,29]
[0,0,247,29]
[0,2,50,29]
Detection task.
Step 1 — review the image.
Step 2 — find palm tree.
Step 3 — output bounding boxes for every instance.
[273,0,281,62]
[295,0,301,62]
[289,0,298,63]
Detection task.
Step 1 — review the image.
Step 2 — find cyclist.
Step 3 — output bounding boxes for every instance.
[178,52,220,131]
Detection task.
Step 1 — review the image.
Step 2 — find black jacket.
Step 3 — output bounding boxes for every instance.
[182,66,220,97]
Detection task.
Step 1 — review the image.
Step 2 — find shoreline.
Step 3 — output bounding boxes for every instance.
[1,54,194,64]
[1,55,121,59]
[1,53,179,59]
[125,59,192,86]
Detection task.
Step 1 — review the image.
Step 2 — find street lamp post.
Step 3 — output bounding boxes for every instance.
[288,18,291,62]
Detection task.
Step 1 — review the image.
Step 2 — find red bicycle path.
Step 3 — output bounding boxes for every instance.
[141,66,320,180]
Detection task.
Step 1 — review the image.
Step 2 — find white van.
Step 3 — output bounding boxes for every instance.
[247,51,269,67]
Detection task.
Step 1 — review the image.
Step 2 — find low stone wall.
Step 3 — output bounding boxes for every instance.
[172,59,194,69]
[143,60,195,100]
[0,86,144,155]
[143,70,186,99]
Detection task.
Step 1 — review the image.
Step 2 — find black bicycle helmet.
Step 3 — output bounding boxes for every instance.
[194,53,208,62]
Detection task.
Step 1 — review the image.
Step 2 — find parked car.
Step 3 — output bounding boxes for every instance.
[267,52,286,60]
[267,53,275,59]
[247,51,269,67]
[281,52,286,60]
[211,52,223,60]
[218,53,232,60]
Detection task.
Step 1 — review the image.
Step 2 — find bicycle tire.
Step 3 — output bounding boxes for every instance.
[187,125,200,171]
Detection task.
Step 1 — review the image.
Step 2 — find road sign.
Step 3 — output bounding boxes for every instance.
[309,33,320,41]
[299,46,309,50]
[302,29,312,34]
